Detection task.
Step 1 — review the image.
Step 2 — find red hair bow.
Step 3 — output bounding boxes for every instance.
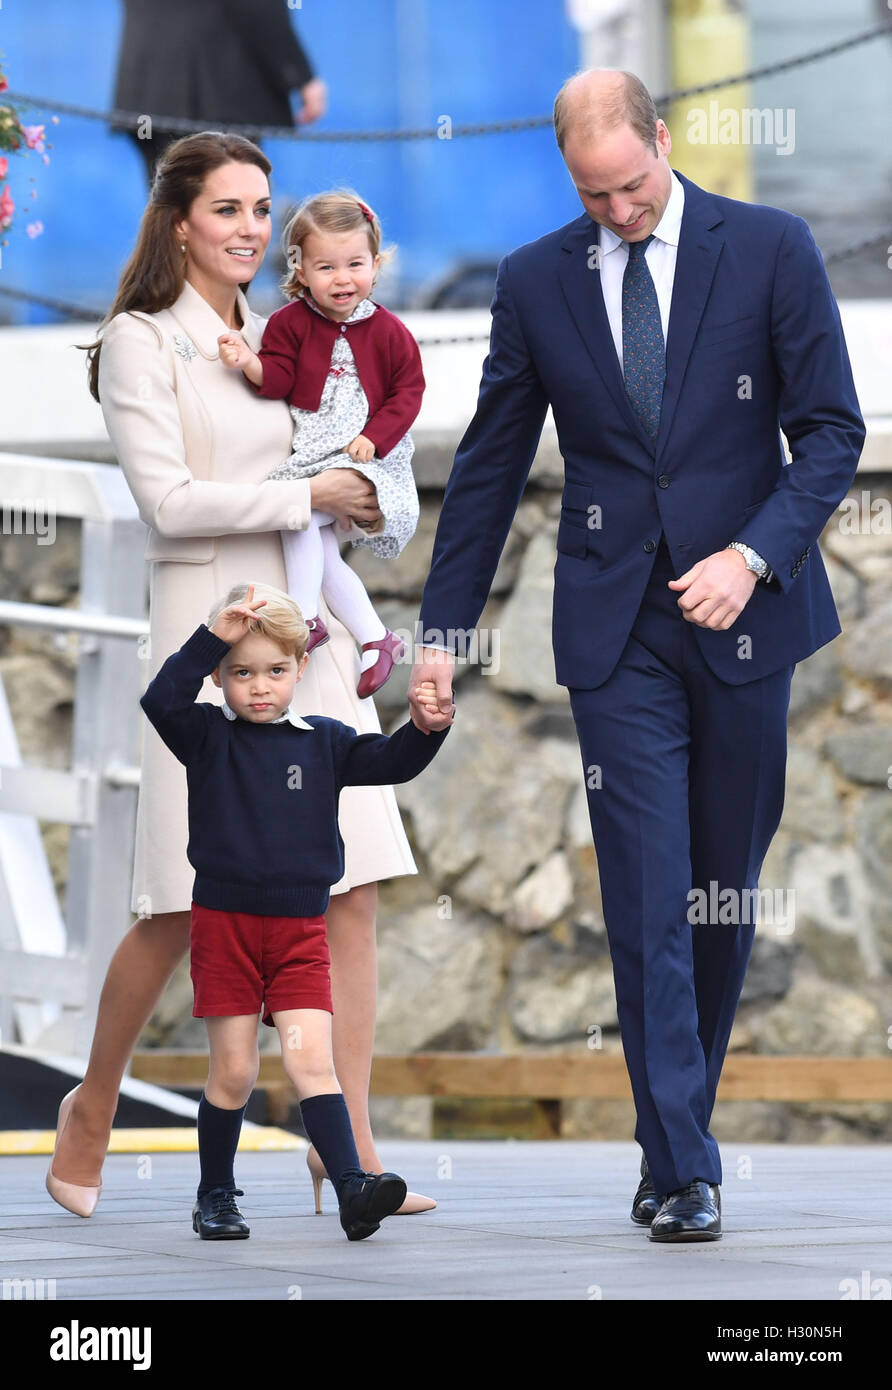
[357,201,375,224]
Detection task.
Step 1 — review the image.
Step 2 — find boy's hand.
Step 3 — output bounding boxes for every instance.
[218,332,263,386]
[410,679,453,733]
[342,433,376,464]
[209,584,267,645]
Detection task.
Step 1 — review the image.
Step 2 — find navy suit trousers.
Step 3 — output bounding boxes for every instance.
[568,538,793,1196]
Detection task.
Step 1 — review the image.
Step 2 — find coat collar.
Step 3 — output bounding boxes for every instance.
[222,700,315,730]
[166,278,264,357]
[656,170,725,455]
[557,170,725,456]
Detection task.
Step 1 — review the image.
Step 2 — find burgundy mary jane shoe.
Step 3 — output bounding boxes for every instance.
[356,630,405,699]
[304,616,331,656]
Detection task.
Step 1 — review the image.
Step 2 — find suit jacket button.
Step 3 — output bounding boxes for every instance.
[657,474,670,488]
[644,539,657,553]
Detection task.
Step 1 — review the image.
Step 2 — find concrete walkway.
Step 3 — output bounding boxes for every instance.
[2,1141,890,1301]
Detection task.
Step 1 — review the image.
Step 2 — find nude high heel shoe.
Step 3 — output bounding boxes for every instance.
[306,1146,436,1215]
[45,1085,103,1218]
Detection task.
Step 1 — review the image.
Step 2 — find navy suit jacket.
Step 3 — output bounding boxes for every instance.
[417,172,865,688]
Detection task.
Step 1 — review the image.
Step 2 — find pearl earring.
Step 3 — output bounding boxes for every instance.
[180,243,186,254]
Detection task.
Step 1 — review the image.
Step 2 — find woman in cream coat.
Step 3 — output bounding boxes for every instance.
[47,132,434,1215]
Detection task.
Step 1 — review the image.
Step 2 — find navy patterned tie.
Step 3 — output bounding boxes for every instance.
[622,234,665,441]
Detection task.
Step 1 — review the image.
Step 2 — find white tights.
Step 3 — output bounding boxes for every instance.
[281,511,386,672]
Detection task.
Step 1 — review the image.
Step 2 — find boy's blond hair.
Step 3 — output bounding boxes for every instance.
[207,581,309,660]
[280,187,396,300]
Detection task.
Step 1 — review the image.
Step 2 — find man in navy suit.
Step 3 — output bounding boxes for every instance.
[409,70,864,1241]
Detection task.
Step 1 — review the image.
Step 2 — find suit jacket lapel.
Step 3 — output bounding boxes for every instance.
[656,173,725,453]
[558,216,655,451]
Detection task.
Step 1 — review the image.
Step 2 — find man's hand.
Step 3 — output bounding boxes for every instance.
[409,646,455,734]
[296,78,328,126]
[667,548,758,629]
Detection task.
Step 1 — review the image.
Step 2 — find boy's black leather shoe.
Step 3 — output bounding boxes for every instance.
[338,1171,408,1241]
[192,1186,250,1239]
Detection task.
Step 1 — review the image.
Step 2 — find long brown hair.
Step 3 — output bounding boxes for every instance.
[83,132,272,401]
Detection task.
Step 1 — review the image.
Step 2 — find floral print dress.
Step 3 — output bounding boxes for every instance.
[265,293,419,559]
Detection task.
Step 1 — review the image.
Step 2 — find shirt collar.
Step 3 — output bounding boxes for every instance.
[222,700,315,730]
[598,168,685,257]
[168,278,262,354]
[300,291,376,324]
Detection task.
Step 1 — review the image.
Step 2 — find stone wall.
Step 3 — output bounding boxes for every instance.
[1,465,890,1142]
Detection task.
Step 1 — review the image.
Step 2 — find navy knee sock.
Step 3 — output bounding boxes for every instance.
[299,1093,363,1201]
[197,1093,247,1197]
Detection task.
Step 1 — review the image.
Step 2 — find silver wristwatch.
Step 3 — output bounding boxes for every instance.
[727,541,772,582]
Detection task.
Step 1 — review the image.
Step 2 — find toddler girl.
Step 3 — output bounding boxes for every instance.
[219,189,423,699]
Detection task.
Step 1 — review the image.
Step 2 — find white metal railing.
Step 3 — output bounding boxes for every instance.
[0,452,149,1055]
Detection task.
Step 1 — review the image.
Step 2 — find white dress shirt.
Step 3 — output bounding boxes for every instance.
[598,168,684,372]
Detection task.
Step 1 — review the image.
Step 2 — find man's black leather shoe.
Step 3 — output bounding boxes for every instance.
[339,1171,407,1241]
[631,1155,661,1226]
[192,1186,250,1239]
[648,1180,721,1242]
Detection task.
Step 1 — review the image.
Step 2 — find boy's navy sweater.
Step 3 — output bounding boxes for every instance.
[140,625,450,916]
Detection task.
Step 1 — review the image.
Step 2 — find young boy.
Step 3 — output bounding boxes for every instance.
[140,580,452,1242]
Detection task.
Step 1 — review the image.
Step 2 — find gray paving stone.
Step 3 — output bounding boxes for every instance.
[2,1141,889,1301]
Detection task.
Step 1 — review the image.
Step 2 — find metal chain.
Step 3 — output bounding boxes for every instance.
[5,21,890,143]
[0,233,887,330]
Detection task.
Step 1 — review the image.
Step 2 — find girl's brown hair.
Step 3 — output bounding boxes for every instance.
[280,187,396,301]
[83,132,272,401]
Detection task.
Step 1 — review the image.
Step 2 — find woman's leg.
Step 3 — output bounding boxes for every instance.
[280,513,327,619]
[324,882,383,1170]
[50,909,191,1186]
[318,525,386,671]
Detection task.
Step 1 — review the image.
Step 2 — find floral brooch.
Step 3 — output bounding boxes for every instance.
[172,333,197,362]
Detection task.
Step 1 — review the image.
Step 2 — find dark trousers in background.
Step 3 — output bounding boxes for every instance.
[569,537,793,1197]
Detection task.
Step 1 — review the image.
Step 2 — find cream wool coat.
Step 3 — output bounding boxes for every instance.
[98,278,416,916]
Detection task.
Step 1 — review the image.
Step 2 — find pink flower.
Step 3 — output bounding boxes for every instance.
[0,184,14,229]
[22,125,46,153]
[26,220,44,239]
[0,157,7,179]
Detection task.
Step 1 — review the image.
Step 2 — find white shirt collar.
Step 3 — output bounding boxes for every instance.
[300,291,376,324]
[222,701,315,730]
[598,168,685,256]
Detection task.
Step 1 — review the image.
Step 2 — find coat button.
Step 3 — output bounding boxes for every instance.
[644,539,656,553]
[657,474,670,488]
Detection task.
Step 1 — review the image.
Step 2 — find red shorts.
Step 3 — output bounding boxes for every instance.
[190,903,333,1027]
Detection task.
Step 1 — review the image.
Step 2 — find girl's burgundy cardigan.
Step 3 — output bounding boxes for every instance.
[251,295,425,458]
